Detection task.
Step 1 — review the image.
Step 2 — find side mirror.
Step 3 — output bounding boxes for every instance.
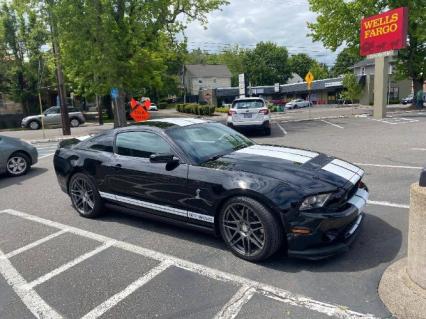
[150,153,180,171]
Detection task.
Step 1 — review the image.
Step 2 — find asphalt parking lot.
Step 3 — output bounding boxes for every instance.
[1,109,425,319]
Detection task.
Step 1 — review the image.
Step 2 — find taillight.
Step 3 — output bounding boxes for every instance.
[259,109,269,115]
[228,110,236,116]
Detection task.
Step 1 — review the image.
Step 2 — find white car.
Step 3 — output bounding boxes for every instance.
[285,99,312,109]
[227,97,271,135]
[149,103,158,111]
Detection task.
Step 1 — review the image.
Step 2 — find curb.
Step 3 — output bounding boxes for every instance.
[379,257,426,319]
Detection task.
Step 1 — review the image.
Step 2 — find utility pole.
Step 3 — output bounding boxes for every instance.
[46,0,70,135]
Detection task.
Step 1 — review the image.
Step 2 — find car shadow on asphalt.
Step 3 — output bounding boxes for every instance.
[96,206,402,273]
[0,167,48,190]
[264,213,403,273]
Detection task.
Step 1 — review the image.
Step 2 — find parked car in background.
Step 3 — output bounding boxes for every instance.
[401,94,414,105]
[54,119,368,261]
[285,99,312,109]
[0,135,38,177]
[149,103,158,111]
[227,97,271,135]
[21,106,85,130]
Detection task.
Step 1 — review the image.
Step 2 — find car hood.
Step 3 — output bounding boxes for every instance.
[202,144,364,192]
[22,115,42,122]
[1,135,34,149]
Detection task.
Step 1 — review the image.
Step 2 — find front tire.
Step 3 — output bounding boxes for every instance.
[6,152,30,177]
[28,120,40,130]
[69,173,104,218]
[219,196,284,261]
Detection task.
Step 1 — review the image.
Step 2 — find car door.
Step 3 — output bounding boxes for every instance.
[44,107,61,126]
[105,130,190,222]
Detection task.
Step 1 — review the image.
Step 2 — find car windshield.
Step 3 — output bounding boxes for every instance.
[167,122,254,164]
[232,100,264,109]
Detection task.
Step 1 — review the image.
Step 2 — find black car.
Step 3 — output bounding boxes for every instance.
[53,118,368,261]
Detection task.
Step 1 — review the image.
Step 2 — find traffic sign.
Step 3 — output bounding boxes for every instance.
[305,72,314,90]
[130,105,150,122]
[111,88,119,99]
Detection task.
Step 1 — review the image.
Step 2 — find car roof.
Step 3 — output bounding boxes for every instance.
[122,118,209,131]
[234,97,265,101]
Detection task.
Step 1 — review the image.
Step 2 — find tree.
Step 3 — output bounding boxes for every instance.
[289,53,316,78]
[54,0,228,127]
[331,47,362,77]
[310,62,330,80]
[243,42,291,86]
[308,0,426,103]
[342,73,362,103]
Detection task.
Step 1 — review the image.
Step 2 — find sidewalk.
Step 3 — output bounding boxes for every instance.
[0,123,113,143]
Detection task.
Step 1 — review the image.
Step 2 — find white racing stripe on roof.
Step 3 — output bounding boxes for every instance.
[151,118,206,126]
[236,145,314,164]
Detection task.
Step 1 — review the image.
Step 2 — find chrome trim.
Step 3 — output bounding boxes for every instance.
[98,191,214,223]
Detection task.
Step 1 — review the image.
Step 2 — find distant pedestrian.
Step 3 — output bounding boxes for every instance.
[416,89,424,109]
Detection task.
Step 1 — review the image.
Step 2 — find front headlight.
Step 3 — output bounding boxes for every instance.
[299,193,332,211]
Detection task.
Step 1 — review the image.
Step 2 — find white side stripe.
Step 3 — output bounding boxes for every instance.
[99,192,214,223]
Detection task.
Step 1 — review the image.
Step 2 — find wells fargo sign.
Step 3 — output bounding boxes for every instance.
[360,7,408,56]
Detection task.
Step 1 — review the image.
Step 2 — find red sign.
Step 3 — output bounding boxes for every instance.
[360,7,408,56]
[130,105,150,122]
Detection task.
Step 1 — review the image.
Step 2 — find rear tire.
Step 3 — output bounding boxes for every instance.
[70,118,81,128]
[69,173,104,218]
[219,196,283,262]
[6,152,30,177]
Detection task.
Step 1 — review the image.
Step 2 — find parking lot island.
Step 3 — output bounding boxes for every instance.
[379,181,426,319]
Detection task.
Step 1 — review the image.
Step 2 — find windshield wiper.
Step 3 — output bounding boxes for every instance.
[202,154,225,163]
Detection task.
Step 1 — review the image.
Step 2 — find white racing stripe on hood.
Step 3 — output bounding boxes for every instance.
[322,159,364,184]
[236,145,318,164]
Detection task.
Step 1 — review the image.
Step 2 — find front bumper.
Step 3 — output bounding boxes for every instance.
[286,187,368,260]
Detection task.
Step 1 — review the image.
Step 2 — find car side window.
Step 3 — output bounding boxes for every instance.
[116,131,171,158]
[88,134,114,153]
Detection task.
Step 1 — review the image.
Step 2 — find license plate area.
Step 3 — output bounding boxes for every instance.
[243,113,252,118]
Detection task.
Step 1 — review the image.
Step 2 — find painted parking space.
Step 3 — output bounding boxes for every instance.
[0,209,378,319]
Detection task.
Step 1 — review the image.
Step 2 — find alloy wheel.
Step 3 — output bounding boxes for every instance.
[6,156,27,175]
[222,203,265,257]
[70,119,80,127]
[70,177,95,215]
[29,121,40,130]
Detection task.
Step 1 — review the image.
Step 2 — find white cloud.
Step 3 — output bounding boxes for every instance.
[182,0,339,66]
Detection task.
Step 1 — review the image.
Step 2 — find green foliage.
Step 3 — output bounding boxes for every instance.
[215,106,229,113]
[289,53,316,78]
[331,48,362,77]
[176,103,215,115]
[243,42,291,86]
[310,62,330,80]
[308,0,425,89]
[342,73,362,102]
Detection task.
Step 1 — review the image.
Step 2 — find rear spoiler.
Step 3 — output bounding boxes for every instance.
[58,135,91,149]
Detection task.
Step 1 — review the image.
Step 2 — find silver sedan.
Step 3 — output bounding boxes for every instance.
[0,135,38,177]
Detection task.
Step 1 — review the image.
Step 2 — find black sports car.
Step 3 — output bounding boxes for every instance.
[54,118,368,261]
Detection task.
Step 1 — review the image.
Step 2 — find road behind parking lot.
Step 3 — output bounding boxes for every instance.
[0,110,425,318]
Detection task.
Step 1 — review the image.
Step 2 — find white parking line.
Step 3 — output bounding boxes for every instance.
[411,148,426,151]
[367,200,409,209]
[81,261,171,319]
[25,241,115,290]
[4,230,67,259]
[214,285,256,319]
[0,247,63,319]
[321,120,344,129]
[355,163,422,170]
[276,123,287,135]
[0,209,378,319]
[39,153,55,159]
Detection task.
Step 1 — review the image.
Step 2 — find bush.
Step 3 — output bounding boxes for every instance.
[158,102,168,109]
[176,103,215,116]
[215,107,229,113]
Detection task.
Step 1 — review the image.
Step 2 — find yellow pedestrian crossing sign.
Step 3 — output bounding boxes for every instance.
[305,71,314,90]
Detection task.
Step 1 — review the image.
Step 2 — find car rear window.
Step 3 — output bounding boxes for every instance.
[232,100,264,109]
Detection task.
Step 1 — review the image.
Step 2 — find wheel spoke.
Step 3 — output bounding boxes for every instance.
[248,235,263,249]
[223,224,238,231]
[251,232,264,248]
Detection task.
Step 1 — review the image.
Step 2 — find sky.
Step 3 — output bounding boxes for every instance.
[183,0,339,67]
